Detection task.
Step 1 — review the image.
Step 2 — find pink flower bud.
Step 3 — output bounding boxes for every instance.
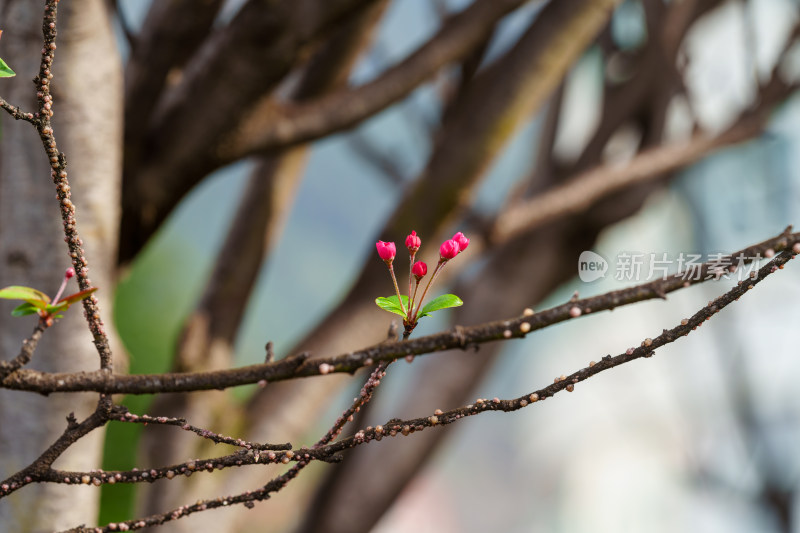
[452,232,469,252]
[439,239,459,260]
[376,241,396,262]
[65,267,75,279]
[405,230,421,253]
[412,261,427,279]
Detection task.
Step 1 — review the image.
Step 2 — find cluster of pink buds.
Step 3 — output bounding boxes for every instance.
[375,230,469,337]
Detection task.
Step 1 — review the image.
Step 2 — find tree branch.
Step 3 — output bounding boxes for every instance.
[221,0,532,159]
[0,96,36,123]
[119,0,382,263]
[491,107,781,244]
[3,229,796,396]
[123,0,224,155]
[0,320,47,380]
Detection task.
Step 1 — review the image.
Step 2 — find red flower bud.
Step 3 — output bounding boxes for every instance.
[65,267,75,279]
[439,239,459,260]
[412,261,427,279]
[452,232,469,252]
[405,230,421,253]
[376,241,396,262]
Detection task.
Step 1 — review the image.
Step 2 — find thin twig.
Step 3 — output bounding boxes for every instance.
[0,97,36,123]
[0,320,48,380]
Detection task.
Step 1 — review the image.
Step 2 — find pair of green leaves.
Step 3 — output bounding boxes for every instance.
[375,294,463,320]
[0,285,96,319]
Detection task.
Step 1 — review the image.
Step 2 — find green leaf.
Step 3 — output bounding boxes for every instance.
[419,294,463,317]
[375,295,409,317]
[0,57,15,78]
[57,287,97,306]
[11,302,40,317]
[0,286,50,306]
[45,302,68,315]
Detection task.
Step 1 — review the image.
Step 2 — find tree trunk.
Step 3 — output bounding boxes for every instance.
[0,0,121,530]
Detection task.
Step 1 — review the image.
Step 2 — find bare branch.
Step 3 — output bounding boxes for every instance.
[0,320,47,380]
[123,0,224,152]
[492,109,777,244]
[119,0,383,263]
[222,0,532,159]
[0,96,36,123]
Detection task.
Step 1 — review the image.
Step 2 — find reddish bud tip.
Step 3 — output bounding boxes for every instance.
[376,241,396,262]
[412,261,427,279]
[452,232,469,252]
[439,239,460,260]
[405,230,421,253]
[65,267,75,279]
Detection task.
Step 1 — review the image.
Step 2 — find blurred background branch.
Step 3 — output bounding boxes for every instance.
[1,0,800,531]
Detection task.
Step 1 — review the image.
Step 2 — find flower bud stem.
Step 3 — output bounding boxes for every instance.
[409,278,421,322]
[412,259,446,322]
[386,263,406,315]
[53,275,69,303]
[408,253,415,318]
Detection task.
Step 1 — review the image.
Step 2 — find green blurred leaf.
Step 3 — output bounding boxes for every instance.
[0,57,15,78]
[419,294,463,316]
[375,295,409,317]
[0,286,50,306]
[11,302,40,317]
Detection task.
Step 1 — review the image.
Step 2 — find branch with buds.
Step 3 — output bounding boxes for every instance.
[0,267,97,327]
[376,230,469,338]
